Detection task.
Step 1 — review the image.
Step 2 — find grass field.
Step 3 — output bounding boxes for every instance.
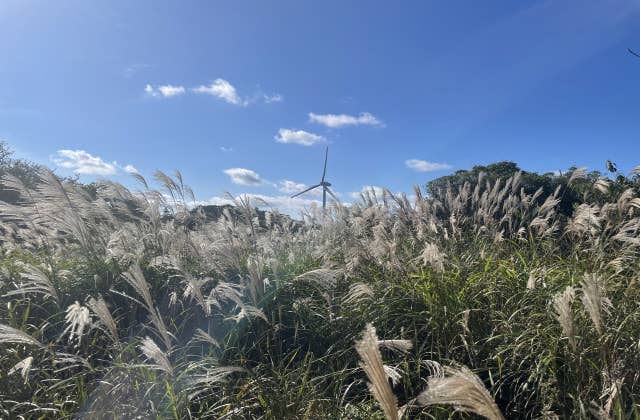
[1,168,639,419]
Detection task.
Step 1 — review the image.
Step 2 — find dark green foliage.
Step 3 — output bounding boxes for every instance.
[426,160,639,217]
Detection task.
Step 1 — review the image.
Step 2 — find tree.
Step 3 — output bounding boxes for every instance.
[425,161,605,217]
[0,141,44,203]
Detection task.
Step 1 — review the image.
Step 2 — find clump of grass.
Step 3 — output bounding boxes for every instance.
[355,323,399,420]
[410,365,504,420]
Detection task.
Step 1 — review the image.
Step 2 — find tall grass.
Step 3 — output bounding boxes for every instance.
[1,167,639,418]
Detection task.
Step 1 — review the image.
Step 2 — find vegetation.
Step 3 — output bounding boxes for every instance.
[1,151,640,418]
[0,141,43,203]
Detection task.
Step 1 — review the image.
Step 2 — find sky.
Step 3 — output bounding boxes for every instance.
[1,0,640,215]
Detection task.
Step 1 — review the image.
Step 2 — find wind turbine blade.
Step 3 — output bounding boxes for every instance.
[326,187,340,203]
[321,146,328,182]
[322,187,327,210]
[291,184,321,198]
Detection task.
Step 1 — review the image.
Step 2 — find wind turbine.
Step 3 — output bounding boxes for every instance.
[291,146,339,210]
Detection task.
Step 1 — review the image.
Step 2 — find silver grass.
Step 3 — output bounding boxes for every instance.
[227,304,269,323]
[182,274,211,316]
[421,359,445,378]
[138,336,173,375]
[616,188,635,213]
[87,296,119,345]
[566,204,601,237]
[602,378,623,418]
[419,243,444,272]
[246,256,264,305]
[383,364,403,386]
[8,356,34,383]
[553,286,577,351]
[593,179,610,195]
[378,339,413,354]
[0,324,44,347]
[148,306,173,352]
[294,268,340,290]
[63,301,91,345]
[579,273,611,335]
[191,328,220,348]
[3,261,59,303]
[51,353,91,371]
[207,281,244,309]
[355,323,399,420]
[187,366,247,400]
[629,197,640,210]
[411,365,504,420]
[123,264,172,350]
[131,171,149,189]
[169,290,179,308]
[189,366,246,386]
[568,167,587,184]
[343,282,374,305]
[123,264,154,311]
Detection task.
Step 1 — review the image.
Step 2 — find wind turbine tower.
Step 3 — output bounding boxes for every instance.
[291,146,339,210]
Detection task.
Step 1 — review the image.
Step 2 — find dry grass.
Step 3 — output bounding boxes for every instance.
[1,167,639,418]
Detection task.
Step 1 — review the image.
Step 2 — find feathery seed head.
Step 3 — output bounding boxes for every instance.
[355,323,399,420]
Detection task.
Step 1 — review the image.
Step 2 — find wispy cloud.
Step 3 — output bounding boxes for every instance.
[144,78,282,105]
[263,93,283,103]
[123,164,139,174]
[220,146,233,152]
[193,79,245,105]
[144,84,186,98]
[223,168,265,185]
[52,149,138,176]
[278,179,307,194]
[275,129,326,146]
[405,159,452,172]
[309,112,383,128]
[124,63,150,78]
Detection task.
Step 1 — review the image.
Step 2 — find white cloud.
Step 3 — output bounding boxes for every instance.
[223,168,265,185]
[193,79,245,105]
[405,159,452,172]
[308,112,383,128]
[158,85,185,97]
[220,146,233,152]
[278,179,307,194]
[277,179,323,196]
[53,150,118,176]
[52,149,139,177]
[144,84,185,98]
[123,164,139,174]
[275,129,326,146]
[144,78,282,105]
[263,93,283,103]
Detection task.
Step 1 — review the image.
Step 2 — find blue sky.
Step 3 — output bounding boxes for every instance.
[1,0,640,214]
